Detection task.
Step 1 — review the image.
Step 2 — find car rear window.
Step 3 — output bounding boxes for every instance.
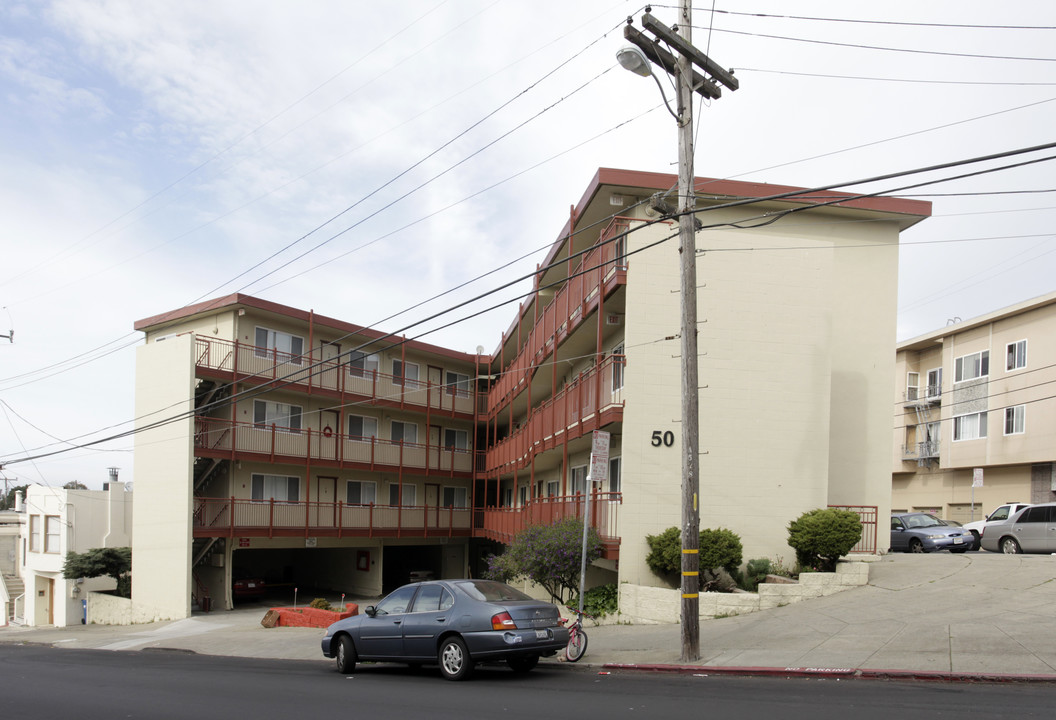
[453,580,534,602]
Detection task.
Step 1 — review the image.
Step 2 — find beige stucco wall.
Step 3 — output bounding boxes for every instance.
[617,203,897,586]
[131,333,196,620]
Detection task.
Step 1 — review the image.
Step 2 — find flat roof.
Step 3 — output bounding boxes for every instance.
[898,289,1056,352]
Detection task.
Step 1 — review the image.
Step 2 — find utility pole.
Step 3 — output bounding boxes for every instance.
[619,3,739,662]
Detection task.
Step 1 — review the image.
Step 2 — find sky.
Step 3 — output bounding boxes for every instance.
[1,0,1054,489]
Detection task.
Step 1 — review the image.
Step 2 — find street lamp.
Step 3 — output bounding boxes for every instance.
[616,45,679,121]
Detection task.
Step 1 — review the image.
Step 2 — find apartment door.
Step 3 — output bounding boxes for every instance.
[320,409,340,461]
[315,476,337,528]
[427,365,443,409]
[320,341,341,391]
[429,425,441,472]
[47,577,54,625]
[425,483,440,528]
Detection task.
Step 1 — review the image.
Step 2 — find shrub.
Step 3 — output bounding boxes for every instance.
[482,518,602,603]
[700,567,738,593]
[62,547,132,598]
[740,558,772,592]
[568,583,619,618]
[645,526,743,585]
[787,508,863,572]
[309,598,333,611]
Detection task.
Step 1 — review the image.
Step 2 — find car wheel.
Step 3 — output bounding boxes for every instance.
[438,636,474,681]
[908,538,925,553]
[335,635,357,674]
[1000,537,1022,554]
[969,530,981,550]
[507,655,539,673]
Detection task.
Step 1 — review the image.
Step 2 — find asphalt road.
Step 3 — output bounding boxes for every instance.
[4,644,1056,720]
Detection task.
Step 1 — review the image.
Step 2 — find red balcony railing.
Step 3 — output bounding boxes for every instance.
[487,217,630,414]
[194,496,473,539]
[485,355,624,476]
[194,416,478,476]
[194,336,475,416]
[479,491,621,552]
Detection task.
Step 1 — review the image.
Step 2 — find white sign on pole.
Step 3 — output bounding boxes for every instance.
[972,468,984,488]
[590,430,610,483]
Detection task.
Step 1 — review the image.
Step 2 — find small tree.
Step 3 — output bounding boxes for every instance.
[645,526,743,584]
[63,481,88,490]
[483,518,602,603]
[0,483,29,511]
[787,508,862,572]
[63,547,132,598]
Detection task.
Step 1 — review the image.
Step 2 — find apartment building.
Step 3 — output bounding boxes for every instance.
[131,168,929,622]
[893,291,1056,523]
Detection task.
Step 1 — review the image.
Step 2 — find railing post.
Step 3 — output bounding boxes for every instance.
[229,495,236,538]
[269,497,275,539]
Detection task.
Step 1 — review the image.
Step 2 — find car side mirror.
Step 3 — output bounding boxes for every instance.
[365,606,377,618]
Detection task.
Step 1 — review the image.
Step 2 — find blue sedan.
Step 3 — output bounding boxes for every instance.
[321,579,569,680]
[891,512,973,553]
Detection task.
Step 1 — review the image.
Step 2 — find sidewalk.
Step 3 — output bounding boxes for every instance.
[4,553,1056,682]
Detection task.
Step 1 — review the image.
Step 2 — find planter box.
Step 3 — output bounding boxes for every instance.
[267,603,359,628]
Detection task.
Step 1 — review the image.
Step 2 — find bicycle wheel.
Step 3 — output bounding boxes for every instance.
[565,628,588,662]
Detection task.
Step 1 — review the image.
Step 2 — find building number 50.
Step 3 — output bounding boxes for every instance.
[651,430,675,447]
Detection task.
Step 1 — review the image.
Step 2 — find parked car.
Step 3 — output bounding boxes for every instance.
[980,502,1056,554]
[232,577,265,599]
[321,579,569,680]
[942,520,980,551]
[890,512,973,553]
[961,502,1031,549]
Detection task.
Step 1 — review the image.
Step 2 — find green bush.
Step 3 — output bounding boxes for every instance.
[787,508,863,572]
[740,558,772,592]
[309,598,334,611]
[482,518,602,603]
[645,526,744,584]
[577,583,619,618]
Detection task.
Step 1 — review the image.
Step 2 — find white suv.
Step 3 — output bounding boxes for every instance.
[961,503,1032,549]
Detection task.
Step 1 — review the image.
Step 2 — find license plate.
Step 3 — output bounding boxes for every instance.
[953,538,963,544]
[535,630,548,640]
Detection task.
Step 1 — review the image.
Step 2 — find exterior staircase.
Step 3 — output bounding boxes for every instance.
[3,573,25,625]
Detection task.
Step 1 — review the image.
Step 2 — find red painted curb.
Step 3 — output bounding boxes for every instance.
[602,663,1056,684]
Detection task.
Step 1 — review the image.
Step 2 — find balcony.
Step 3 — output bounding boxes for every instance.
[485,356,624,476]
[902,386,942,407]
[195,416,478,477]
[194,336,476,417]
[194,497,472,539]
[487,217,629,415]
[194,492,622,560]
[902,440,939,461]
[477,491,622,559]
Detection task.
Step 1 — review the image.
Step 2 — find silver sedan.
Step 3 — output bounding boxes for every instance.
[980,502,1056,554]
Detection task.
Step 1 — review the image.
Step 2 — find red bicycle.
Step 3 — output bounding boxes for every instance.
[561,610,589,662]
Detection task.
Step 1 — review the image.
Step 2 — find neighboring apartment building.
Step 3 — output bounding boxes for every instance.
[1,507,20,626]
[893,292,1056,523]
[132,167,929,621]
[17,481,132,626]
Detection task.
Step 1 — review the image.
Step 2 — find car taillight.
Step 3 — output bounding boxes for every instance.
[492,611,517,630]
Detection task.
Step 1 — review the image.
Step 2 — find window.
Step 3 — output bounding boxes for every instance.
[254,327,304,364]
[29,515,40,553]
[608,456,621,494]
[389,483,416,506]
[518,485,528,506]
[391,420,418,444]
[906,372,919,401]
[251,474,299,502]
[443,486,468,508]
[612,343,625,392]
[348,414,378,441]
[445,371,471,397]
[614,234,627,268]
[1019,506,1052,523]
[1004,405,1025,435]
[954,350,989,383]
[348,351,379,379]
[375,585,416,615]
[346,480,377,505]
[501,487,513,506]
[409,584,454,613]
[1006,340,1027,371]
[570,465,588,494]
[926,368,942,399]
[546,480,559,497]
[254,400,302,432]
[953,412,988,441]
[443,428,468,451]
[392,359,419,386]
[44,515,61,553]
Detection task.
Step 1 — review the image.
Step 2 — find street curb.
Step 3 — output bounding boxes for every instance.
[602,663,1056,684]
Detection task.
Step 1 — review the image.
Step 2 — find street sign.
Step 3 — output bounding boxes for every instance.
[972,468,984,488]
[590,430,610,483]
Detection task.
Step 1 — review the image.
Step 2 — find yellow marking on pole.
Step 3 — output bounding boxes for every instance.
[682,571,698,576]
[682,593,699,599]
[682,548,698,554]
